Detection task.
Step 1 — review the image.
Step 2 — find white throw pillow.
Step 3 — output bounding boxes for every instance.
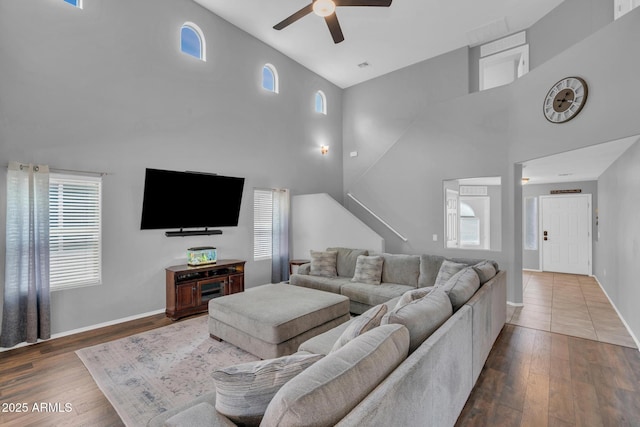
[351,255,384,285]
[309,250,338,277]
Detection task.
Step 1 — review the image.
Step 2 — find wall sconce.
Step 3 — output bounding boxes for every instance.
[321,145,329,155]
[521,177,530,185]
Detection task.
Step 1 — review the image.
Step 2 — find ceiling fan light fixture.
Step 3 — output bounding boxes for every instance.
[313,0,336,17]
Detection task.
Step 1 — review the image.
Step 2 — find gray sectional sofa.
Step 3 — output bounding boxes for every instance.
[148,248,506,427]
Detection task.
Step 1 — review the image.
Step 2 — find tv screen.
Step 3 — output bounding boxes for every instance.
[140,168,245,230]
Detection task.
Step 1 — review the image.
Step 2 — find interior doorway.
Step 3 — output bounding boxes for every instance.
[540,194,592,275]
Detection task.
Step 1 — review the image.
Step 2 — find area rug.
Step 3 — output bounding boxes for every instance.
[76,316,259,426]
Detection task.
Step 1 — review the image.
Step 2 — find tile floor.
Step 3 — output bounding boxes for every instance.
[506,271,637,349]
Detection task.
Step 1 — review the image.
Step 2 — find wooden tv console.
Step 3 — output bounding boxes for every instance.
[165,259,245,320]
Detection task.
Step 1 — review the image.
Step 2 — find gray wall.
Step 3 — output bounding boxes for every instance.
[342,2,640,334]
[595,140,640,344]
[0,0,343,335]
[522,181,598,270]
[469,0,613,93]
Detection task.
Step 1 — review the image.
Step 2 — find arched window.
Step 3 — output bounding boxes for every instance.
[180,22,206,61]
[63,0,82,8]
[262,64,279,93]
[314,91,327,114]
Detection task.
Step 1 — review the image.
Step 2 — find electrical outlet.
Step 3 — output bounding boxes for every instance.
[432,234,438,241]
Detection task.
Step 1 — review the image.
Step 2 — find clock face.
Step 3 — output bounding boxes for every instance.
[543,77,588,123]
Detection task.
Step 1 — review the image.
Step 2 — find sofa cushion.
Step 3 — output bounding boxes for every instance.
[379,253,421,287]
[289,274,352,294]
[395,287,434,309]
[331,303,388,351]
[261,324,410,427]
[472,260,497,284]
[417,254,446,287]
[327,247,369,278]
[213,352,323,426]
[309,250,338,277]
[351,255,384,285]
[434,260,468,287]
[381,288,452,353]
[340,282,415,307]
[438,267,481,311]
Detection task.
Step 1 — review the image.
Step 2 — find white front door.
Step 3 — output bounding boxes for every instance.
[540,194,592,275]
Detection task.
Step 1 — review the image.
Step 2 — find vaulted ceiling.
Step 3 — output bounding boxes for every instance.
[194,0,565,88]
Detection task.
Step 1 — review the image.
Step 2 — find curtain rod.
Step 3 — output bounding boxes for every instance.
[4,163,110,177]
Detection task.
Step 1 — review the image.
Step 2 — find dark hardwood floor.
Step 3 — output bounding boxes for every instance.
[456,324,640,427]
[0,313,175,427]
[2,314,640,426]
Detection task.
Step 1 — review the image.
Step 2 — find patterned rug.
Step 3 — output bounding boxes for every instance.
[76,316,259,426]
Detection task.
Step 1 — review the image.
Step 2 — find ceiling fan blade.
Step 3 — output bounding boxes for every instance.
[273,3,314,30]
[325,13,345,44]
[335,0,392,6]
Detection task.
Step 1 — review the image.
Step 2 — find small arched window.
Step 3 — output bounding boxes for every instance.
[314,90,327,115]
[180,22,206,61]
[63,0,82,8]
[262,64,279,93]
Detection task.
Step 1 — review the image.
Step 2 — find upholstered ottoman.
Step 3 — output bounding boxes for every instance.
[208,283,350,359]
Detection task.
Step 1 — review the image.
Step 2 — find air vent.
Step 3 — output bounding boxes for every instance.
[459,186,488,196]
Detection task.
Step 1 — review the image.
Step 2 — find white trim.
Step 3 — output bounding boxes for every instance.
[480,31,526,57]
[346,192,408,242]
[507,301,525,307]
[522,268,543,272]
[0,309,165,353]
[593,275,640,352]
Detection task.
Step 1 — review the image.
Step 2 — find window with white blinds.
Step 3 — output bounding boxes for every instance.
[253,189,273,261]
[49,173,102,290]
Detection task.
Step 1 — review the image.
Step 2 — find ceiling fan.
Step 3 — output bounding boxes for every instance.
[273,0,393,44]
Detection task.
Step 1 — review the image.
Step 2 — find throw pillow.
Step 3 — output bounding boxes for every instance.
[212,352,323,426]
[381,288,452,353]
[472,260,497,284]
[351,255,384,285]
[309,250,338,277]
[395,287,434,310]
[326,247,369,277]
[331,303,388,352]
[433,260,468,287]
[437,267,481,311]
[261,324,410,427]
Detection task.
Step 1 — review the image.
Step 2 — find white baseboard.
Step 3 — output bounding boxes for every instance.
[592,275,640,352]
[0,308,166,353]
[522,268,542,272]
[507,301,524,307]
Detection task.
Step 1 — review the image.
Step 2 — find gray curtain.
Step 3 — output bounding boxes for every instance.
[271,189,290,283]
[1,162,51,348]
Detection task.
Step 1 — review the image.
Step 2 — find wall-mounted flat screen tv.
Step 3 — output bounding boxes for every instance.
[140,168,245,230]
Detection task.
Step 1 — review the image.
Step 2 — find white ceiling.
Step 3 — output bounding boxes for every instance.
[521,136,639,185]
[193,0,565,88]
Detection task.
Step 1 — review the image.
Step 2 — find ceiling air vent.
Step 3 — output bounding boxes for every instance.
[459,186,488,196]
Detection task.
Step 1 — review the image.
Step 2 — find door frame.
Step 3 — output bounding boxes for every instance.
[539,194,592,275]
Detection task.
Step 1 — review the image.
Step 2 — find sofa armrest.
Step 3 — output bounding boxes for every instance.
[296,263,311,275]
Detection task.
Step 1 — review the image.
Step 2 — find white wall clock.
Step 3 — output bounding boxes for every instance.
[543,76,588,123]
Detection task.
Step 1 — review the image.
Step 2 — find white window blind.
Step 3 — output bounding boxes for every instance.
[49,173,102,290]
[253,189,273,261]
